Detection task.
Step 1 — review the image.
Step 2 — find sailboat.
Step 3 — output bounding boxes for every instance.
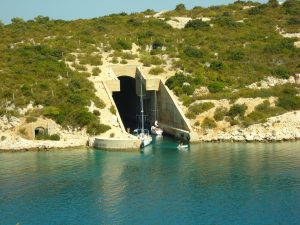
[133,75,152,149]
[151,91,163,135]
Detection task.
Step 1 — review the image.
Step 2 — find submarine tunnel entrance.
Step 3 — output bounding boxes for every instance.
[112,76,152,132]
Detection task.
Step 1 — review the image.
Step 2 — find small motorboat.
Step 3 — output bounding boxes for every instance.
[177,144,189,150]
[151,126,163,135]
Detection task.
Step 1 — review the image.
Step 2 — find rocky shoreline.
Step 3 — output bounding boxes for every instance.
[1,133,300,152]
[196,111,300,142]
[0,138,88,152]
[1,110,300,152]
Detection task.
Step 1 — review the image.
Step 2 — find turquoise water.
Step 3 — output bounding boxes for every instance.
[0,137,300,225]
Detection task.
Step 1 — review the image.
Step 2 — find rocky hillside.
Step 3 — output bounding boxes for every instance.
[0,0,299,144]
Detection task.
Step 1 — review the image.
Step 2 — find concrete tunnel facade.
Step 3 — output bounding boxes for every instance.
[105,66,196,141]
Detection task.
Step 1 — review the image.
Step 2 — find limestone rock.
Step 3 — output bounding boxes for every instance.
[247,76,291,90]
[193,87,209,97]
[288,76,295,84]
[295,74,300,85]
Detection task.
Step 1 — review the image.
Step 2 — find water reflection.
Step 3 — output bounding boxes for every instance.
[0,141,300,225]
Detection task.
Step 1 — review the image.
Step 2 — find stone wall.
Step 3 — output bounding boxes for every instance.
[19,118,58,140]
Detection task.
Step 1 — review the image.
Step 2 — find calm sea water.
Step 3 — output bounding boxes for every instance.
[0,137,300,225]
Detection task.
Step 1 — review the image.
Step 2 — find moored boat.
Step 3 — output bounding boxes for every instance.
[134,75,152,149]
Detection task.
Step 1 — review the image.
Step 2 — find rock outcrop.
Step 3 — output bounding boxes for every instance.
[247,76,295,89]
[197,111,300,142]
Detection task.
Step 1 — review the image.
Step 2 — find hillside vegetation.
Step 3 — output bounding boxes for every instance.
[0,0,299,133]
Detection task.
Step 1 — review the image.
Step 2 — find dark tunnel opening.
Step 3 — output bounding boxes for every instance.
[112,76,140,131]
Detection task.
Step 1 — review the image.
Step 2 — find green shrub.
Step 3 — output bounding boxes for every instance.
[277,95,300,110]
[120,52,137,60]
[188,102,215,115]
[175,3,186,11]
[49,134,60,141]
[214,107,228,121]
[268,0,279,8]
[120,59,128,64]
[90,57,103,66]
[229,118,240,126]
[210,61,224,70]
[227,49,245,61]
[183,47,205,58]
[78,54,102,66]
[228,104,247,118]
[11,17,25,24]
[152,40,163,50]
[149,66,164,75]
[283,0,300,15]
[248,6,264,15]
[127,18,142,26]
[271,66,290,79]
[94,98,106,109]
[35,133,60,141]
[111,57,119,64]
[287,17,300,25]
[73,63,87,71]
[173,87,183,96]
[215,16,238,27]
[87,122,110,135]
[255,100,271,111]
[201,117,217,129]
[1,136,6,141]
[166,72,192,90]
[113,39,132,50]
[185,111,196,119]
[92,67,101,76]
[73,110,95,127]
[109,105,116,115]
[182,84,195,95]
[208,82,225,93]
[65,54,76,62]
[67,94,89,106]
[264,39,294,54]
[26,116,37,123]
[242,100,286,126]
[140,55,164,66]
[243,111,267,126]
[93,110,100,116]
[43,106,60,117]
[182,95,193,107]
[184,19,210,30]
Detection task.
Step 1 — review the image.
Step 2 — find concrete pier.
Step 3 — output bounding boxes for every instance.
[93,137,141,151]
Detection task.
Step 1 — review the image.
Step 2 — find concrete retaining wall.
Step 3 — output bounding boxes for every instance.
[156,81,191,131]
[93,137,141,151]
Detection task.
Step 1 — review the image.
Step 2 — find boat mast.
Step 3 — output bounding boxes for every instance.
[154,90,157,121]
[140,75,144,135]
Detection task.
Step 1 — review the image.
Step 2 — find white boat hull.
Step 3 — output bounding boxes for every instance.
[177,145,189,150]
[151,128,163,135]
[134,129,152,148]
[141,136,152,147]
